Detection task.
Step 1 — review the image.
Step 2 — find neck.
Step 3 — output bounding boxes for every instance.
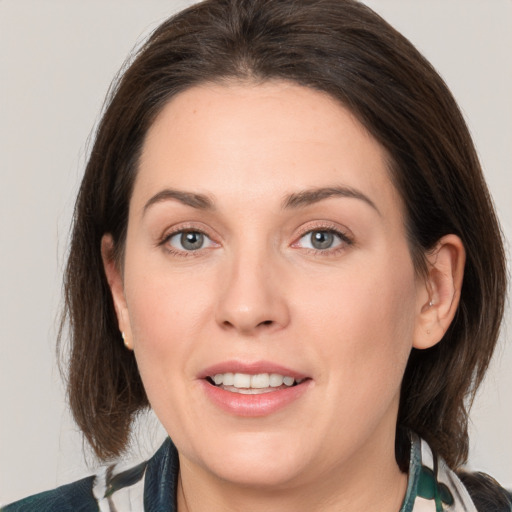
[177,428,408,512]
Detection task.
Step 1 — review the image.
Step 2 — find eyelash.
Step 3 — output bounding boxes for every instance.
[292,224,354,256]
[159,224,218,257]
[158,224,353,258]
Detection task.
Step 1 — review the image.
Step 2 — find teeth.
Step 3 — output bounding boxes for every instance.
[233,373,251,388]
[223,372,234,386]
[269,373,284,387]
[251,373,269,388]
[211,372,301,389]
[283,376,295,386]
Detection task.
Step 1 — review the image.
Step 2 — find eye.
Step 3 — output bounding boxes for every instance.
[296,229,349,251]
[165,230,216,252]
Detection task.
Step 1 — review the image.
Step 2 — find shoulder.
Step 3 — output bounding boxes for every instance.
[0,475,98,512]
[404,433,512,512]
[457,471,512,512]
[1,439,176,512]
[1,460,150,512]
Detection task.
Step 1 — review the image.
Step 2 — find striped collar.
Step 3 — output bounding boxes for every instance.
[92,433,479,511]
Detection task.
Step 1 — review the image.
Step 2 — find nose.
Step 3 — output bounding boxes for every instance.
[215,248,290,336]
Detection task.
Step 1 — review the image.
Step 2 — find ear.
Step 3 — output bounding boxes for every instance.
[101,234,133,350]
[413,234,465,350]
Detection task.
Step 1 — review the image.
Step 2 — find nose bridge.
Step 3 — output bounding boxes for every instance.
[216,240,289,334]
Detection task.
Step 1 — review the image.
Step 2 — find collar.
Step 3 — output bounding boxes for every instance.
[140,434,478,512]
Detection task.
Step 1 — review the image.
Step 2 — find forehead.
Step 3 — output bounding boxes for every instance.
[134,81,402,219]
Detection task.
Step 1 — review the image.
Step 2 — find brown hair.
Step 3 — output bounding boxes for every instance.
[61,0,506,468]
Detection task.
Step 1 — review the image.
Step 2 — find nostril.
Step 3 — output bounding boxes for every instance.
[259,320,273,327]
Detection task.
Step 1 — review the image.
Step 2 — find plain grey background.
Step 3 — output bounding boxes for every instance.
[1,0,511,505]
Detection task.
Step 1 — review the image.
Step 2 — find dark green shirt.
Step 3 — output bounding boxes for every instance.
[2,434,510,511]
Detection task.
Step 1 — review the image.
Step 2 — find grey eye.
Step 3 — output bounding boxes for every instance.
[298,230,344,250]
[168,231,211,251]
[181,232,204,250]
[310,231,335,249]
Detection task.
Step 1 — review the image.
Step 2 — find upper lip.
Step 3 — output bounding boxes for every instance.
[198,360,309,380]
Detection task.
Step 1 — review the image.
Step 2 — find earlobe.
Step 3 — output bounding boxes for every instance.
[101,234,133,350]
[413,234,465,350]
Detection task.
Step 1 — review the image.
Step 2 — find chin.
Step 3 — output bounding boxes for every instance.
[209,456,308,489]
[184,430,314,488]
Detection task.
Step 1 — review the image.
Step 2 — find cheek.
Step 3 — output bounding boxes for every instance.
[299,254,417,390]
[124,237,213,335]
[122,255,215,395]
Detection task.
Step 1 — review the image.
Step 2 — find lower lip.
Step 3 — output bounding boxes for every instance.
[200,379,311,417]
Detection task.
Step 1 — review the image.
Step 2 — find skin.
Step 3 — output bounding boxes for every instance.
[103,81,465,512]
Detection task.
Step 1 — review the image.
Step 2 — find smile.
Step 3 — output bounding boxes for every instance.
[207,372,305,394]
[199,361,311,416]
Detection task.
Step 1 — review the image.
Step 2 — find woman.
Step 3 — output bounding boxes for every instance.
[2,0,510,510]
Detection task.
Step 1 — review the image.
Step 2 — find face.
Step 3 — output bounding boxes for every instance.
[107,82,430,490]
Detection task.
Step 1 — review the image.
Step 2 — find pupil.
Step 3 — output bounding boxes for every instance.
[181,232,203,250]
[312,231,333,249]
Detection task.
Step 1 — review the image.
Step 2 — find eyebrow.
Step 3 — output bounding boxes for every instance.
[143,189,215,213]
[282,186,380,214]
[142,185,379,215]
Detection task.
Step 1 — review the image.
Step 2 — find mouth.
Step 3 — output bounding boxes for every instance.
[205,372,306,394]
[199,362,312,416]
